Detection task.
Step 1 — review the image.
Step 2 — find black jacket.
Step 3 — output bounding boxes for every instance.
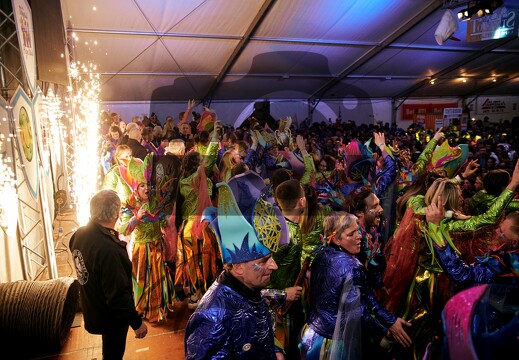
[69,221,142,334]
[126,138,148,160]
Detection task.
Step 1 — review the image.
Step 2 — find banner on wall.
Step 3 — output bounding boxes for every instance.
[403,103,458,121]
[12,0,37,92]
[11,87,38,199]
[466,4,518,42]
[476,97,509,114]
[33,90,55,218]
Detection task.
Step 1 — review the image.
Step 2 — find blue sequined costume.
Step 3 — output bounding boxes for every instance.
[185,271,277,360]
[300,244,397,359]
[435,242,519,286]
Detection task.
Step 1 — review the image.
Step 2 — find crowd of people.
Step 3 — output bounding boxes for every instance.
[72,102,518,359]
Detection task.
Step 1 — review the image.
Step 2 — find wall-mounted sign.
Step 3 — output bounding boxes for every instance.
[403,103,458,121]
[11,87,38,199]
[443,107,463,118]
[477,98,509,114]
[467,4,518,42]
[12,0,36,93]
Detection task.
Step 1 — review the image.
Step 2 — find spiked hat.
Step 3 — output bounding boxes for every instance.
[204,171,289,264]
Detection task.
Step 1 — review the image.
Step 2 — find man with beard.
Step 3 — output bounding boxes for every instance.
[353,187,387,292]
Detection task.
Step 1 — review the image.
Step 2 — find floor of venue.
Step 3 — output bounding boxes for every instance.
[29,211,192,360]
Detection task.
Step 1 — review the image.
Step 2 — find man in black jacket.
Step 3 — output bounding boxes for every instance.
[70,190,147,359]
[126,125,148,160]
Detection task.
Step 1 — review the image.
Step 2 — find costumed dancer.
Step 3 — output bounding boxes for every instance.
[185,171,290,359]
[118,154,175,322]
[175,131,220,309]
[425,205,519,360]
[383,159,519,359]
[299,212,411,359]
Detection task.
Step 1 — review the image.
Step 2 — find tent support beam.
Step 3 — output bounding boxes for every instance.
[395,36,516,99]
[308,0,443,113]
[202,0,278,106]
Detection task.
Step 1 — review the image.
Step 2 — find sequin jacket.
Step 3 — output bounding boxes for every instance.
[184,273,276,360]
[307,246,396,341]
[435,243,519,286]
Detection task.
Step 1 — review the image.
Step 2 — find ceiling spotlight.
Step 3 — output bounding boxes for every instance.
[480,0,503,16]
[492,78,497,82]
[462,78,467,83]
[459,0,504,21]
[457,7,476,21]
[430,79,436,85]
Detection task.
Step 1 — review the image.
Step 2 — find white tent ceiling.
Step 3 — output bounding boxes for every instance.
[60,0,519,104]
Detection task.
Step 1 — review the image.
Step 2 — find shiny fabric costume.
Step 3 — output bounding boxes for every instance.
[185,271,277,360]
[300,244,396,359]
[383,187,516,359]
[119,194,175,322]
[175,142,220,297]
[102,165,133,206]
[268,219,304,357]
[467,190,519,216]
[301,205,332,265]
[430,224,519,359]
[429,221,519,287]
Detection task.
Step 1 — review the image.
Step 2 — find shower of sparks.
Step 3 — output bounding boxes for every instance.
[66,61,101,225]
[40,88,65,166]
[0,122,17,237]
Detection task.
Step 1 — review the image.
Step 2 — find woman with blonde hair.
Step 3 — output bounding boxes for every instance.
[300,212,411,359]
[162,116,176,139]
[384,160,519,359]
[102,144,133,206]
[219,148,241,182]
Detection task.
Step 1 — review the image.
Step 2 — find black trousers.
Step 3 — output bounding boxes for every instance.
[102,323,129,360]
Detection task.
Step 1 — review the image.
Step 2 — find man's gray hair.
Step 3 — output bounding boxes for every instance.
[90,190,121,223]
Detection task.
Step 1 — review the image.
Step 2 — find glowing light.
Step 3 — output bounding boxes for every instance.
[40,88,65,167]
[66,61,101,225]
[494,27,509,39]
[462,78,467,83]
[93,6,97,11]
[0,129,18,237]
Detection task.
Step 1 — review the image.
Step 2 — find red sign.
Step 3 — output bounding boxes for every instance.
[402,103,458,121]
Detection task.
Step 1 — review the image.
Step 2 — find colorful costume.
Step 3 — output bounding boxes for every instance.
[383,187,515,359]
[118,155,175,322]
[300,244,397,359]
[185,171,288,359]
[102,164,133,206]
[442,284,519,360]
[175,142,219,298]
[468,190,519,216]
[185,271,277,360]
